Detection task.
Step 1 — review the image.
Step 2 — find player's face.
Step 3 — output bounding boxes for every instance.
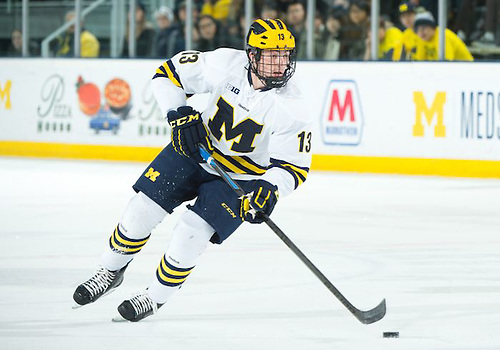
[257,49,291,78]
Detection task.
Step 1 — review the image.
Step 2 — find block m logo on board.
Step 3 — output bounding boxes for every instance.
[0,80,12,110]
[412,91,446,137]
[321,80,363,145]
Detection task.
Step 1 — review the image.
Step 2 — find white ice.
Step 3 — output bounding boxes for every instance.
[0,157,499,350]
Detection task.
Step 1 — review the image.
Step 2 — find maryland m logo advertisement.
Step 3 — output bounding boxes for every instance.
[0,80,12,110]
[321,80,364,145]
[412,91,447,137]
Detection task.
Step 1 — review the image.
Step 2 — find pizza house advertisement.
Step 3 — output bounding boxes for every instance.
[1,59,169,147]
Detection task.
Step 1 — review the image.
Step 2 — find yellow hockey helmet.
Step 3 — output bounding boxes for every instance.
[246,19,297,89]
[246,19,296,50]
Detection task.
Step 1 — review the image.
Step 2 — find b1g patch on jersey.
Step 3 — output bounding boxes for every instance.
[225,83,240,95]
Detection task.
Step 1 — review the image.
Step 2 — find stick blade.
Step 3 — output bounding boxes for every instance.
[355,298,386,324]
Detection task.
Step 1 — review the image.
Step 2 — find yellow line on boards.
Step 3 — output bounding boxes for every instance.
[312,154,500,178]
[0,141,162,162]
[1,141,500,178]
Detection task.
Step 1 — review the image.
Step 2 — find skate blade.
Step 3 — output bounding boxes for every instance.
[111,315,129,322]
[71,287,118,310]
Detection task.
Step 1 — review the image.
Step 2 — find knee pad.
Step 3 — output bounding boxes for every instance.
[165,209,215,268]
[119,192,167,239]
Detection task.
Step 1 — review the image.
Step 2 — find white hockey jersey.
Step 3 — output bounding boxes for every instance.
[151,48,312,197]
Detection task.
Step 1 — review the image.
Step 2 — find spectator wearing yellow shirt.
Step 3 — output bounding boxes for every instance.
[201,0,232,22]
[364,19,404,61]
[55,11,100,58]
[413,12,473,61]
[398,1,420,60]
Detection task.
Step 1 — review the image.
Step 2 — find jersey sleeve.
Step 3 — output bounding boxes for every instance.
[261,98,313,198]
[151,48,235,116]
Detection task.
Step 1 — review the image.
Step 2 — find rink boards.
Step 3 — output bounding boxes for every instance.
[0,58,499,177]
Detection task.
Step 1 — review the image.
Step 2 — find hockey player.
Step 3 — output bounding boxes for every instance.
[73,18,313,322]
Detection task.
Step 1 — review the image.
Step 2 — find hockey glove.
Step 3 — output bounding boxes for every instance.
[167,106,213,162]
[240,180,279,224]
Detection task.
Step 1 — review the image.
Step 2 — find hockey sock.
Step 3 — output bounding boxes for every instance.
[147,210,215,304]
[101,192,167,271]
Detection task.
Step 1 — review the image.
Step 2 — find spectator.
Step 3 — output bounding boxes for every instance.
[195,15,222,51]
[331,0,350,12]
[312,12,328,59]
[285,1,326,59]
[260,3,279,20]
[286,1,307,58]
[398,1,420,60]
[348,0,369,26]
[236,5,250,33]
[413,11,473,61]
[340,0,369,60]
[411,0,438,19]
[364,18,404,61]
[226,0,245,24]
[7,29,23,57]
[286,1,306,33]
[122,2,155,58]
[276,0,296,15]
[222,17,245,50]
[155,6,175,57]
[54,11,100,58]
[200,0,232,22]
[161,1,200,58]
[322,10,343,60]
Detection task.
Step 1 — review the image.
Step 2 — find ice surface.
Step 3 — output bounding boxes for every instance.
[1,157,499,350]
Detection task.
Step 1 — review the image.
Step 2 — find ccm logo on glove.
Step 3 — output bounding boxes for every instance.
[167,106,213,163]
[169,113,200,128]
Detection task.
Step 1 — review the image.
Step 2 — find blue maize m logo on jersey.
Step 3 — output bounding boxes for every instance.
[208,97,263,153]
[321,80,364,145]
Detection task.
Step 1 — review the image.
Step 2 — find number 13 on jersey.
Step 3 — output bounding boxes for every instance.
[298,131,312,153]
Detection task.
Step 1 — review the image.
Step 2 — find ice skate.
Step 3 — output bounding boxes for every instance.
[73,264,128,307]
[112,292,163,322]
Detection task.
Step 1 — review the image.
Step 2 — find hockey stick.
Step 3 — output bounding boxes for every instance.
[198,144,386,324]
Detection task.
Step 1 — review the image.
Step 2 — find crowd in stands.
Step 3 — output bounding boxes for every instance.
[3,0,500,60]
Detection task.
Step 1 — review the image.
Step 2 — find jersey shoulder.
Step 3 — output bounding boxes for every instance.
[274,77,313,126]
[203,48,247,75]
